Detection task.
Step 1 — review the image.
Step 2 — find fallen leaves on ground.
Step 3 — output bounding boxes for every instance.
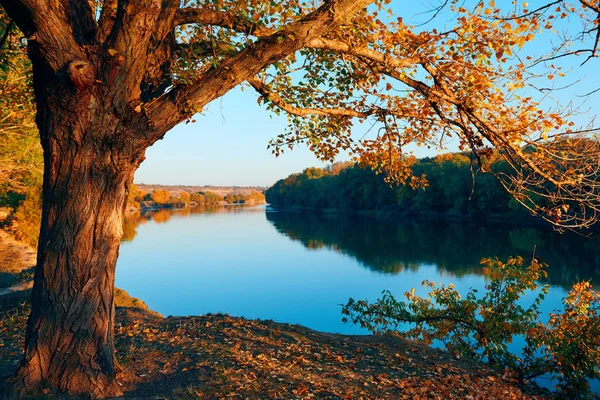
[0,296,548,399]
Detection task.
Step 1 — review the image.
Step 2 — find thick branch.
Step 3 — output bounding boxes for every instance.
[105,0,167,102]
[175,7,276,37]
[138,0,180,102]
[307,38,418,70]
[144,0,375,142]
[97,0,118,43]
[0,0,86,71]
[66,0,97,45]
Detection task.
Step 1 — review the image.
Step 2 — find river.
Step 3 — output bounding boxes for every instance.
[116,204,600,391]
[117,205,599,333]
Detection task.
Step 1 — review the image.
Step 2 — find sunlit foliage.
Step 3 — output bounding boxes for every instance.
[266,154,523,216]
[150,189,172,205]
[228,0,600,229]
[0,9,41,246]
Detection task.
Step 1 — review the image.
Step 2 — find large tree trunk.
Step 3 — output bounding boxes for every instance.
[6,69,145,397]
[0,0,370,396]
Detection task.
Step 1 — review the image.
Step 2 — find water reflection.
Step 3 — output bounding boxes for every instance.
[265,210,600,288]
[122,204,264,242]
[121,206,600,289]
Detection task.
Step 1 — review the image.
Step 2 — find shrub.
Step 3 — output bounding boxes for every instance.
[342,257,600,399]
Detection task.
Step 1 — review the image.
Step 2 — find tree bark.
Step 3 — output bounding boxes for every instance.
[6,60,145,398]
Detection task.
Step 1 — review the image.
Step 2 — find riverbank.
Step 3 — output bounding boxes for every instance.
[126,199,268,214]
[0,231,549,399]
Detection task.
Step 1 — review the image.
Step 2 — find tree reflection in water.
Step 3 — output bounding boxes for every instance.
[265,210,600,289]
[121,206,599,290]
[122,204,265,242]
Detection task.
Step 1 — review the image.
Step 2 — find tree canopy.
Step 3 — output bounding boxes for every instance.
[1,0,599,229]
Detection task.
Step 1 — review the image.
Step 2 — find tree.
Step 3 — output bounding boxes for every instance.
[177,191,191,203]
[203,191,223,204]
[245,190,266,202]
[190,192,206,205]
[150,189,172,205]
[0,0,599,398]
[225,193,236,203]
[126,183,145,207]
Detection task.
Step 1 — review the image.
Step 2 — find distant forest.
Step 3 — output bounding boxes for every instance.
[127,185,266,209]
[266,153,529,219]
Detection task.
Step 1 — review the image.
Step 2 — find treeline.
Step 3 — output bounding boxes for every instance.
[266,154,527,218]
[127,185,265,209]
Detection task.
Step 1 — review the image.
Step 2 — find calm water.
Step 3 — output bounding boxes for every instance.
[116,205,600,392]
[117,205,600,334]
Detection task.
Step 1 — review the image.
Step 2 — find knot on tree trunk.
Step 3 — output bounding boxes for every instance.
[67,60,95,91]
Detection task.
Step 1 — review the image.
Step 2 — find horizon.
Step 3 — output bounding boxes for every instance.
[134,182,269,188]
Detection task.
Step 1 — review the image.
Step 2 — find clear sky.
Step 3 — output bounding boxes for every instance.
[134,0,600,187]
[135,87,337,187]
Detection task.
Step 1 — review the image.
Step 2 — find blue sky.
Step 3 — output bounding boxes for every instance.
[135,86,337,186]
[134,1,600,187]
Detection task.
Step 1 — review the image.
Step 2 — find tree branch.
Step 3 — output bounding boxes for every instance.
[306,38,418,70]
[65,0,97,45]
[104,0,174,102]
[143,0,375,142]
[580,0,600,14]
[0,0,87,71]
[97,0,118,43]
[247,77,373,118]
[287,35,589,200]
[497,0,563,21]
[174,7,276,37]
[138,0,180,102]
[319,40,577,190]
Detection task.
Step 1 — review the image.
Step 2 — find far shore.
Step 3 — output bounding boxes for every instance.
[126,199,267,214]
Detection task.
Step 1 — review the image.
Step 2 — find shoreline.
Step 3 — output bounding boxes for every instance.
[266,204,584,231]
[0,229,549,398]
[126,200,268,214]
